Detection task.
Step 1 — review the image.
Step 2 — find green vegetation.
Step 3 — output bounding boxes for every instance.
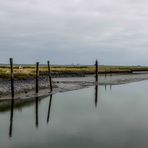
[0,65,148,79]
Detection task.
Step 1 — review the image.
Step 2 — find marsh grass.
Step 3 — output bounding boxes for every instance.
[0,65,148,79]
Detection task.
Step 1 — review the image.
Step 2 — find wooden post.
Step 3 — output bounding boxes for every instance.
[36,62,39,94]
[47,61,53,92]
[95,84,98,107]
[95,60,98,82]
[10,58,14,99]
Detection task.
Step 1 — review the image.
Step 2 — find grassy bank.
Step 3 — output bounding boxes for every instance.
[0,65,148,79]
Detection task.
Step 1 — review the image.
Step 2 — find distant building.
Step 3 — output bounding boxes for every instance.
[19,65,23,69]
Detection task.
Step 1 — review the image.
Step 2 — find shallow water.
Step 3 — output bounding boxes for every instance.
[1,80,148,148]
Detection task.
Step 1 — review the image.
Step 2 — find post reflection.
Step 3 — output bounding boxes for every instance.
[105,84,107,91]
[35,97,39,128]
[104,84,113,91]
[47,95,53,124]
[95,84,98,108]
[9,99,14,138]
[110,84,112,91]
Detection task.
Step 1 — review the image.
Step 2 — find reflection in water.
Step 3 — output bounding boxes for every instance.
[9,99,14,138]
[110,84,112,91]
[47,95,53,124]
[95,84,98,107]
[105,84,107,91]
[105,71,107,78]
[104,84,113,91]
[2,80,148,148]
[35,97,39,128]
[110,70,112,77]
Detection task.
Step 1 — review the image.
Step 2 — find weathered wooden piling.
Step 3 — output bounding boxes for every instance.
[10,58,14,99]
[36,62,39,94]
[95,60,98,82]
[95,84,98,107]
[47,61,53,92]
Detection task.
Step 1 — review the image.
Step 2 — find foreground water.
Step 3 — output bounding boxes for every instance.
[1,80,148,148]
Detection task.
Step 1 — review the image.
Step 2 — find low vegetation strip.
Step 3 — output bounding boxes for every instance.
[0,65,148,79]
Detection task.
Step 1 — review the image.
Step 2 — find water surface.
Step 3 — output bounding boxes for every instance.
[0,80,148,148]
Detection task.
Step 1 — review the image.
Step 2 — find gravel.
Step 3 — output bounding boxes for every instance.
[0,73,148,99]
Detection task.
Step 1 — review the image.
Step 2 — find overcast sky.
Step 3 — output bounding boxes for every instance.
[0,0,148,65]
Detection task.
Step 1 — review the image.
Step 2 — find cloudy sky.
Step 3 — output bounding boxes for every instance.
[0,0,148,65]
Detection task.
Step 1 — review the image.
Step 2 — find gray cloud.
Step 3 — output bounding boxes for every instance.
[0,0,148,65]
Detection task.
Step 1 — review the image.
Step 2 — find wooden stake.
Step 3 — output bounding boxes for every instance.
[10,58,14,99]
[105,69,107,78]
[95,84,98,107]
[95,60,98,82]
[47,61,53,92]
[36,62,39,94]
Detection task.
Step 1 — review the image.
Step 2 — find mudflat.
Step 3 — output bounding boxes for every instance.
[0,73,148,100]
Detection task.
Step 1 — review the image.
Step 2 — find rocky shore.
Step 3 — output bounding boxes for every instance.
[0,73,148,100]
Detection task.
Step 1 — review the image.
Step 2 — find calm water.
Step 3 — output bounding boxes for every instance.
[1,80,148,148]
